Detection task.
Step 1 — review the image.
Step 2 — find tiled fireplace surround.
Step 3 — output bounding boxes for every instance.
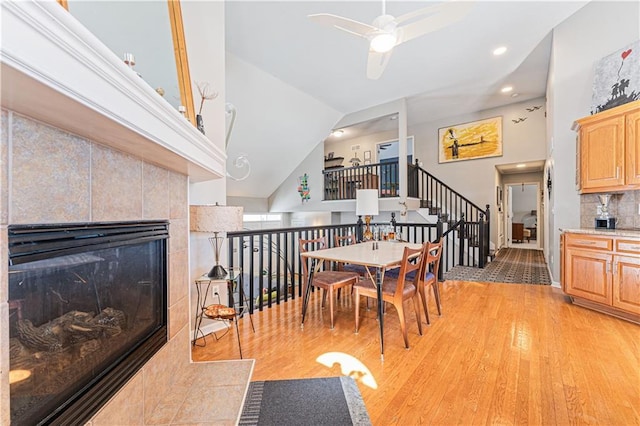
[0,110,252,424]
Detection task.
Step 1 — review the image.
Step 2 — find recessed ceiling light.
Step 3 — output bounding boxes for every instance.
[511,92,520,98]
[331,129,344,137]
[390,115,398,120]
[516,164,526,168]
[493,46,507,56]
[501,86,513,93]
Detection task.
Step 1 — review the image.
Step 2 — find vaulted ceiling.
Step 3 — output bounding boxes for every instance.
[224,1,588,198]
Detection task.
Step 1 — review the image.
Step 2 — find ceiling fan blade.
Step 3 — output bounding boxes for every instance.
[396,0,473,44]
[308,13,376,38]
[367,49,393,80]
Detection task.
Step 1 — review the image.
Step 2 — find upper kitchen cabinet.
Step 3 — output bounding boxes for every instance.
[573,100,640,193]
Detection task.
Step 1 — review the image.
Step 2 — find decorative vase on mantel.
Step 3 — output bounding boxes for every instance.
[196,114,205,134]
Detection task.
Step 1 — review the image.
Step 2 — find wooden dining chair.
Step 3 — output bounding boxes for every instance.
[334,234,368,278]
[354,246,424,348]
[299,236,360,329]
[418,239,444,325]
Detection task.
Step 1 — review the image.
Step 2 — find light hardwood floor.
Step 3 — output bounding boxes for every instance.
[192,281,640,425]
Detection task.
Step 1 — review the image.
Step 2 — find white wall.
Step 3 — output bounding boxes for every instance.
[225,53,343,199]
[547,0,639,282]
[411,97,547,243]
[324,129,399,166]
[228,196,269,213]
[269,142,328,212]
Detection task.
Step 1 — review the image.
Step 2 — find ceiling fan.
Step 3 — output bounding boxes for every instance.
[309,0,472,79]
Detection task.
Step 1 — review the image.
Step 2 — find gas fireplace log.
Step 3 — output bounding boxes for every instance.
[15,308,127,351]
[16,319,63,352]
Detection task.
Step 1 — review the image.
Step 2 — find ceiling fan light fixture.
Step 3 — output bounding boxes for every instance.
[370,32,397,53]
[331,129,344,137]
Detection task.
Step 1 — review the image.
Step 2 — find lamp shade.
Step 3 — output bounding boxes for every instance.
[189,205,243,232]
[356,189,379,216]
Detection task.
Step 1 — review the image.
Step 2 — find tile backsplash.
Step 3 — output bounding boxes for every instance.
[580,190,640,229]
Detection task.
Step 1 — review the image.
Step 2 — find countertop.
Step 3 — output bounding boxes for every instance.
[561,228,640,238]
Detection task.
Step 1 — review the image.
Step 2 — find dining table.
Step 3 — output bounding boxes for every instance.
[300,239,423,359]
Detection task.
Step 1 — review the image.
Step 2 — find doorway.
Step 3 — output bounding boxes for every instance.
[505,182,540,249]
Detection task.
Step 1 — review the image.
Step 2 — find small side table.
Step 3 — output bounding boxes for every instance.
[192,267,254,347]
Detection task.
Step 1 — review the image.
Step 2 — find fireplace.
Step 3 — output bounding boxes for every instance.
[7,221,169,425]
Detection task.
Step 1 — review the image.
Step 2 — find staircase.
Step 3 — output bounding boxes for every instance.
[413,162,491,268]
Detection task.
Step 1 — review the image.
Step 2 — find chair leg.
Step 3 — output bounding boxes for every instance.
[354,291,361,333]
[396,302,409,349]
[419,285,431,325]
[328,286,335,329]
[412,295,423,336]
[432,282,442,316]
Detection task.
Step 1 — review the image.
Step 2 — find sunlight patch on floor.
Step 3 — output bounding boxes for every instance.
[316,352,378,389]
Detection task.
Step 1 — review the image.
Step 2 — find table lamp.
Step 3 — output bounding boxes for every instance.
[190,204,243,279]
[356,189,379,241]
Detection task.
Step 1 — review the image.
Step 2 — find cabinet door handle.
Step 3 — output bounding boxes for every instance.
[606,262,611,274]
[612,261,617,275]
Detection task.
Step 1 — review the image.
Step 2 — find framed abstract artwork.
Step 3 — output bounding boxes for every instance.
[438,116,503,163]
[591,40,639,114]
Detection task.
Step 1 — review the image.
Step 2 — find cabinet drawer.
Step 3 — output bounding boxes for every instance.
[616,239,640,255]
[566,234,613,251]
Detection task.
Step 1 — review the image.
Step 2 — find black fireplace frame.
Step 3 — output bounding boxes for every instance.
[8,221,169,425]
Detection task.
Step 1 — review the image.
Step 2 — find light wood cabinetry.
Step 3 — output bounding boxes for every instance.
[564,247,612,305]
[612,254,640,315]
[627,109,640,185]
[573,100,640,193]
[562,232,640,323]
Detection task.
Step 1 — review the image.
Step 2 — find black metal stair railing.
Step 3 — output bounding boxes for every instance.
[321,159,490,267]
[226,220,474,314]
[412,160,491,268]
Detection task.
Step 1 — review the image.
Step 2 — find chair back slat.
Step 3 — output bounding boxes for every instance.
[394,246,424,298]
[425,238,444,279]
[334,234,356,247]
[299,236,328,278]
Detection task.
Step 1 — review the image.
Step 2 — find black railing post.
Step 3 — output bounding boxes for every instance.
[485,203,491,264]
[458,214,466,266]
[478,212,486,268]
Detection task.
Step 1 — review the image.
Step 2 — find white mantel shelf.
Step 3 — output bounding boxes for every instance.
[0,0,225,182]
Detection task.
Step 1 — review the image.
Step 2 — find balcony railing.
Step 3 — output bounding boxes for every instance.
[225,219,481,314]
[323,161,401,200]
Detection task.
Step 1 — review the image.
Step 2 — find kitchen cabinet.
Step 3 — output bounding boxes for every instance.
[562,232,640,323]
[573,100,640,193]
